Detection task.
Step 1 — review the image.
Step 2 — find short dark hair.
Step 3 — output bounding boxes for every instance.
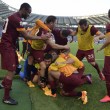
[44,53,52,60]
[61,30,71,37]
[45,15,57,24]
[108,9,110,18]
[20,3,31,10]
[79,19,88,26]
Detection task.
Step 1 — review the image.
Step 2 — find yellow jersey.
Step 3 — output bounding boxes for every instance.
[49,53,83,77]
[68,53,84,68]
[30,19,51,50]
[77,25,94,50]
[104,32,110,56]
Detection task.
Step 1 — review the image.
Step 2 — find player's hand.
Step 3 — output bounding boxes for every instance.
[64,44,70,50]
[69,39,73,43]
[40,34,49,40]
[69,36,74,43]
[94,37,99,43]
[55,61,61,65]
[96,48,101,53]
[41,32,52,40]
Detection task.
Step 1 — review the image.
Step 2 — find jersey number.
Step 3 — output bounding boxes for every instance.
[87,54,94,59]
[2,18,9,33]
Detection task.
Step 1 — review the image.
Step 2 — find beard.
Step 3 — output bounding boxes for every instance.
[22,14,28,19]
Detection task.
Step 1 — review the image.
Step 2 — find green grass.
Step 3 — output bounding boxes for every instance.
[0,79,32,110]
[0,42,110,110]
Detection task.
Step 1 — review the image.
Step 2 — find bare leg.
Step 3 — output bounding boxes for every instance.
[48,71,60,95]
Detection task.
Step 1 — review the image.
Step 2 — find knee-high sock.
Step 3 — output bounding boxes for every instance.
[92,63,100,74]
[3,78,12,100]
[1,78,5,86]
[26,64,33,81]
[49,81,56,95]
[106,83,110,96]
[105,74,110,96]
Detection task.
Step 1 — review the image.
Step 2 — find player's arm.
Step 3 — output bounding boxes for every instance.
[65,57,75,64]
[94,31,105,42]
[97,35,110,52]
[56,57,74,65]
[69,29,77,36]
[95,31,105,39]
[91,26,105,42]
[20,30,51,40]
[68,29,77,43]
[46,37,70,50]
[16,20,51,40]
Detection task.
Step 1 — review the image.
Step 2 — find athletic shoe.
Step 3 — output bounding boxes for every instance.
[3,98,18,105]
[81,91,88,104]
[50,93,57,98]
[27,81,35,87]
[99,72,105,81]
[86,74,92,84]
[100,95,110,102]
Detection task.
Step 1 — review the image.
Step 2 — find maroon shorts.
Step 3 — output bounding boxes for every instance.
[0,49,18,71]
[59,73,84,92]
[77,66,85,77]
[30,48,44,63]
[76,49,95,62]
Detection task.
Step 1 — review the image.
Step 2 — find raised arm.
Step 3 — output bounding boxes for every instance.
[69,29,77,42]
[19,19,52,40]
[97,35,110,52]
[94,31,105,42]
[20,30,51,40]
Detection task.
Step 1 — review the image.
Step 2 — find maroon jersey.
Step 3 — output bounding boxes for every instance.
[52,28,68,45]
[106,23,110,33]
[45,29,69,53]
[0,12,25,51]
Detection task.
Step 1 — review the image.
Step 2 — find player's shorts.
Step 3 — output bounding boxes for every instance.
[76,49,95,62]
[30,48,44,63]
[59,73,84,92]
[0,49,18,71]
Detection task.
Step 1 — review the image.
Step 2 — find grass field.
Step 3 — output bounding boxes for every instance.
[0,42,110,110]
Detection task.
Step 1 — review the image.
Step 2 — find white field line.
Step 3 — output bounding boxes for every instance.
[83,58,104,61]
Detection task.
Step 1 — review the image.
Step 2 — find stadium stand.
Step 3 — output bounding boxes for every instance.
[0,0,109,30]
